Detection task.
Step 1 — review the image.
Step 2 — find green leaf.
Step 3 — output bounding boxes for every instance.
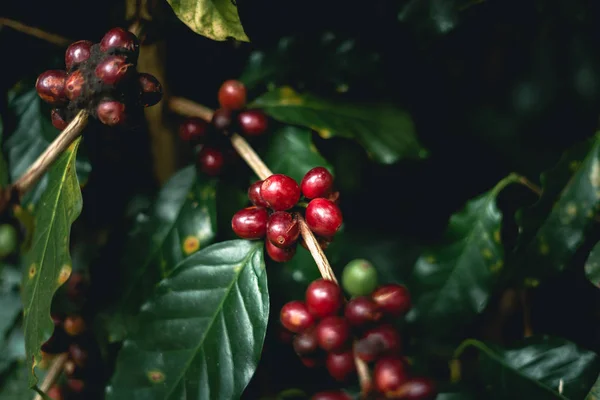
[106,166,218,341]
[0,115,9,187]
[455,336,600,399]
[0,266,23,341]
[0,362,31,400]
[515,133,600,283]
[166,0,248,42]
[262,125,333,183]
[21,139,83,387]
[251,87,428,164]
[5,88,91,206]
[585,241,600,288]
[407,174,519,339]
[106,240,268,400]
[586,374,600,400]
[0,326,26,375]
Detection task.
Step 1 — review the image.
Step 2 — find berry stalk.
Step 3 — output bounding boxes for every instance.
[33,353,68,400]
[295,213,337,283]
[0,18,71,46]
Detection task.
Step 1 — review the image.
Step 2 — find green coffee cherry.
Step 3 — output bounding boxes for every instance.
[0,224,18,258]
[341,258,378,296]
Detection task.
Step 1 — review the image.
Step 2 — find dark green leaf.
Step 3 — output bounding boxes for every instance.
[166,0,248,42]
[455,336,600,399]
[0,115,9,187]
[585,241,600,288]
[262,125,333,183]
[5,88,91,206]
[251,87,428,164]
[21,139,82,387]
[107,166,218,341]
[0,362,31,400]
[407,174,519,339]
[0,266,23,341]
[106,240,268,400]
[515,133,600,283]
[0,327,25,375]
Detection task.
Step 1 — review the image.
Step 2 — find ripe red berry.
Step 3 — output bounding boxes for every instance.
[260,174,301,211]
[66,378,85,393]
[238,110,268,136]
[138,73,163,107]
[248,180,269,208]
[197,146,225,176]
[305,198,343,237]
[316,316,351,352]
[305,278,343,318]
[280,300,315,333]
[95,55,133,85]
[51,109,68,130]
[47,385,64,400]
[65,70,85,100]
[97,100,126,126]
[63,315,86,336]
[344,296,382,327]
[211,108,234,132]
[36,70,67,105]
[292,326,319,355]
[218,79,247,110]
[231,206,268,240]
[100,27,140,54]
[266,240,296,262]
[300,356,322,368]
[311,391,351,400]
[326,350,356,382]
[356,324,402,362]
[374,357,408,395]
[301,167,334,199]
[69,343,88,368]
[266,211,299,248]
[65,40,93,70]
[395,377,437,400]
[179,118,208,142]
[371,284,411,317]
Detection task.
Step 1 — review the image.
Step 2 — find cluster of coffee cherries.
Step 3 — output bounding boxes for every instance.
[178,79,269,176]
[231,167,342,262]
[35,27,162,130]
[41,273,99,399]
[280,277,436,400]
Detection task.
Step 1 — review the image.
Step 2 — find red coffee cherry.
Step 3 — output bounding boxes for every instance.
[66,378,85,393]
[100,27,140,54]
[305,278,343,318]
[65,70,85,101]
[266,211,299,248]
[396,377,437,400]
[63,315,86,336]
[316,316,351,352]
[65,40,93,70]
[197,146,225,176]
[260,174,301,211]
[138,73,163,107]
[266,240,296,262]
[326,350,356,382]
[305,198,343,237]
[301,167,334,199]
[248,180,269,208]
[237,110,268,136]
[51,109,68,130]
[371,284,411,317]
[344,296,382,327]
[95,55,133,85]
[311,391,351,400]
[356,324,402,362]
[300,356,322,368]
[374,356,409,395]
[292,326,319,356]
[280,300,315,333]
[218,79,247,110]
[231,206,268,240]
[69,343,88,368]
[211,108,234,132]
[36,70,67,105]
[97,100,126,126]
[47,385,64,400]
[179,118,209,142]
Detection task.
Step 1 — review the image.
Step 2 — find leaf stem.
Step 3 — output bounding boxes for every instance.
[32,352,68,400]
[14,110,88,200]
[0,18,71,47]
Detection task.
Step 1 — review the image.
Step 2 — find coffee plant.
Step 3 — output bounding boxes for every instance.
[1,1,600,399]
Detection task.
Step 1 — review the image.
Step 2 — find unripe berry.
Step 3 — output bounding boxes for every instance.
[341,259,378,296]
[65,40,93,70]
[305,198,343,237]
[396,377,437,400]
[179,118,208,142]
[238,110,268,136]
[266,211,299,248]
[100,27,140,55]
[95,55,133,85]
[63,315,86,336]
[316,316,351,352]
[356,324,402,362]
[218,79,247,110]
[260,174,301,211]
[197,146,225,176]
[326,350,356,382]
[280,300,315,333]
[231,206,268,240]
[97,100,126,126]
[0,224,18,258]
[36,70,67,105]
[292,326,319,355]
[344,296,382,327]
[248,180,269,208]
[371,284,411,317]
[51,109,68,131]
[311,391,351,400]
[65,70,85,100]
[266,240,296,262]
[138,73,163,107]
[305,278,343,318]
[374,357,409,396]
[301,167,334,199]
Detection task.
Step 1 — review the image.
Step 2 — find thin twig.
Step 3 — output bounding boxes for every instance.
[230,134,273,180]
[353,341,373,397]
[295,214,338,283]
[168,96,214,121]
[33,352,68,400]
[0,18,71,47]
[14,110,88,199]
[517,176,542,196]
